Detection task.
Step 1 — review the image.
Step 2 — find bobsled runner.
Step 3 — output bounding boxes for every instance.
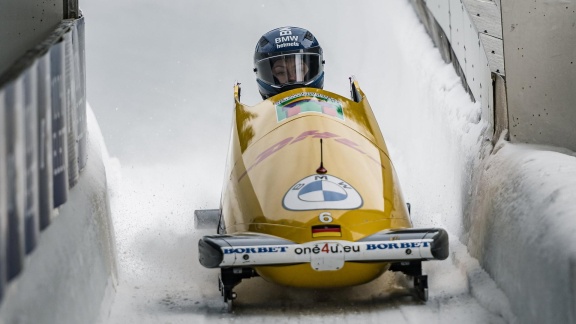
[197,78,448,310]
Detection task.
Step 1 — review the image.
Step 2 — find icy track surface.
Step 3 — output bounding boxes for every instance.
[84,0,516,322]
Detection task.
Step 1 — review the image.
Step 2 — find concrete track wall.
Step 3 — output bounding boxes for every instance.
[0,0,62,77]
[501,1,576,151]
[418,0,576,150]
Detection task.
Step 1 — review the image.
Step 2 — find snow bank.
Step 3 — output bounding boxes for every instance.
[468,135,576,324]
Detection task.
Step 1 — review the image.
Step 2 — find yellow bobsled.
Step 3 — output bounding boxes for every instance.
[197,79,448,308]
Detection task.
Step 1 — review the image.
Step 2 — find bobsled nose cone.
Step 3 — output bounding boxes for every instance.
[198,238,224,268]
[430,229,449,260]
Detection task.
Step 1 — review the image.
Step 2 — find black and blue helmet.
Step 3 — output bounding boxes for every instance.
[254,26,324,99]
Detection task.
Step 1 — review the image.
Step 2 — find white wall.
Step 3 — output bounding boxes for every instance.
[425,0,576,151]
[468,137,576,324]
[501,1,576,151]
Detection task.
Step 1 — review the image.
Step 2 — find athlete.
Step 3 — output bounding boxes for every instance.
[253,26,325,99]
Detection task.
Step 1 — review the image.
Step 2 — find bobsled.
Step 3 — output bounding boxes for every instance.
[197,78,448,309]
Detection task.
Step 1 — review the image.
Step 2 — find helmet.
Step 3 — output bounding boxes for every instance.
[254,26,324,99]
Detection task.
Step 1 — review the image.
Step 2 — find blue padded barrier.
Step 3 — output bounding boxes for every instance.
[50,39,69,208]
[4,80,26,281]
[23,66,40,254]
[0,88,7,303]
[37,52,54,231]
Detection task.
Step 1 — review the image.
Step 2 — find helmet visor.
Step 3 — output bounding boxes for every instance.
[255,53,323,86]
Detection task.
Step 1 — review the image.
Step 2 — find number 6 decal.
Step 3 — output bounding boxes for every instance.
[319,212,333,223]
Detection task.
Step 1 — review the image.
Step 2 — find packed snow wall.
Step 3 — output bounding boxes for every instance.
[410,0,576,322]
[0,17,117,324]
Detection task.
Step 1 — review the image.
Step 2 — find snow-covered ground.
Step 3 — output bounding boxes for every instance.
[83,0,576,323]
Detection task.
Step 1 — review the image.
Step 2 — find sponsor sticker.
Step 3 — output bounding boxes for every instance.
[218,239,433,268]
[279,27,292,36]
[283,174,363,211]
[274,92,344,122]
[294,242,360,255]
[275,27,299,48]
[365,241,430,250]
[222,246,289,254]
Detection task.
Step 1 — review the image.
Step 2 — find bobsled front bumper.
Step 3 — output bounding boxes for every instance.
[199,228,448,271]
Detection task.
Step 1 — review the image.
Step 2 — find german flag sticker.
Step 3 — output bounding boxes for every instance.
[312,225,342,237]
